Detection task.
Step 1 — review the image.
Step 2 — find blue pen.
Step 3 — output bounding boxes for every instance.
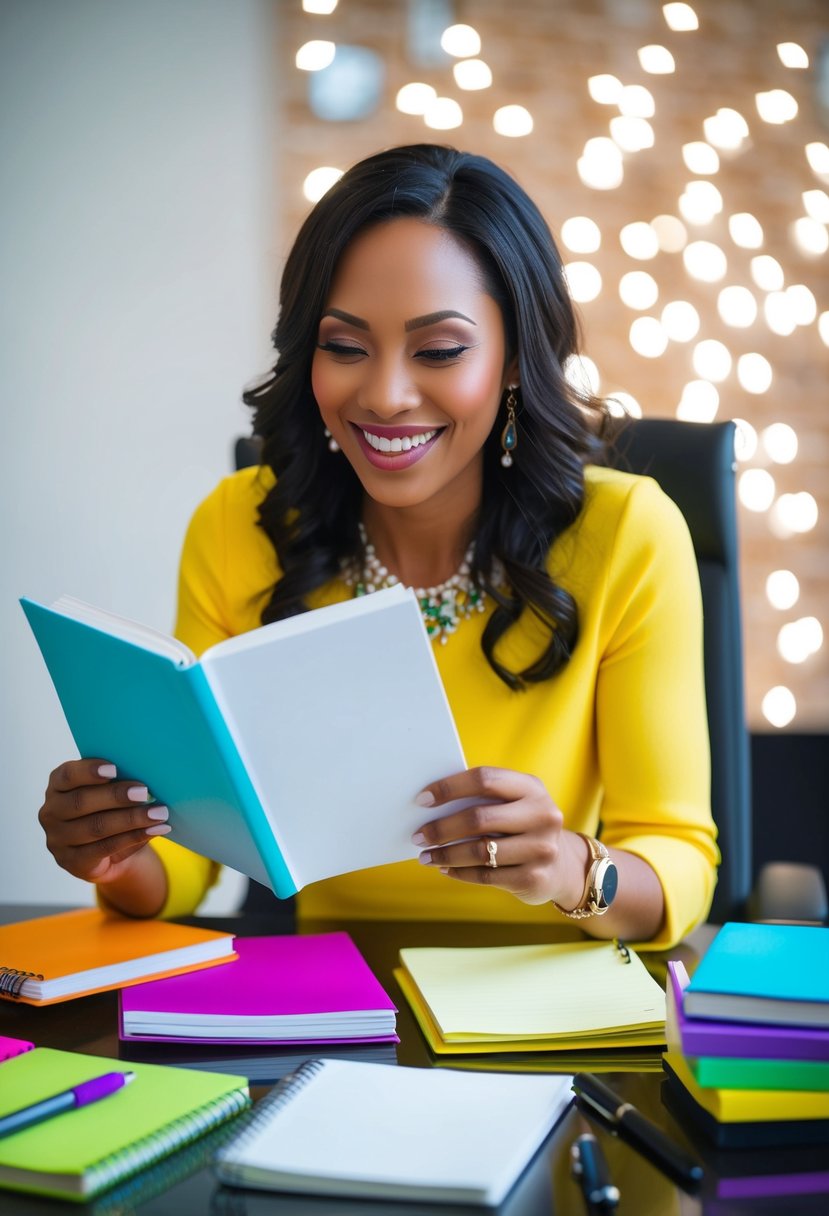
[0,1071,135,1137]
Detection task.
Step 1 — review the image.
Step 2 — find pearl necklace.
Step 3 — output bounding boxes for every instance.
[342,523,492,644]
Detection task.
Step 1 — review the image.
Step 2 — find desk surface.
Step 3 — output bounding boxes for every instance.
[0,908,826,1216]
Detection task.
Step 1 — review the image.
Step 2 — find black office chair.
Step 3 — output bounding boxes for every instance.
[233,423,827,924]
[613,417,826,925]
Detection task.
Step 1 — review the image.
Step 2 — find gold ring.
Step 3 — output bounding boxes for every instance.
[486,839,498,869]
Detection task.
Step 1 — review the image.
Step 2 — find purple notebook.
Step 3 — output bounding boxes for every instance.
[119,932,398,1045]
[667,960,829,1061]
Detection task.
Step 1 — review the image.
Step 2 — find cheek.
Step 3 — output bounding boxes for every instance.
[446,360,505,424]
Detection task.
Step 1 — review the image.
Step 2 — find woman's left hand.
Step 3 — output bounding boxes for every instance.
[412,766,588,908]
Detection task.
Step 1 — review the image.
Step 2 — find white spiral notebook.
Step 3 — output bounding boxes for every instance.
[213,1057,573,1207]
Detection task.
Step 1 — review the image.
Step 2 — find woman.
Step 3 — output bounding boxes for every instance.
[39,145,718,947]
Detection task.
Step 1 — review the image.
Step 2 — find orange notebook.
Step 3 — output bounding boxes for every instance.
[0,907,236,1006]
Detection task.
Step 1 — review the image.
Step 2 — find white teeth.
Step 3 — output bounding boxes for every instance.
[362,429,437,453]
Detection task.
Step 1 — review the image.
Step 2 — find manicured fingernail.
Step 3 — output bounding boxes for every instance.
[439,867,450,876]
[415,791,435,808]
[127,785,149,802]
[98,764,117,779]
[146,806,169,822]
[412,831,427,846]
[417,852,432,866]
[145,824,172,836]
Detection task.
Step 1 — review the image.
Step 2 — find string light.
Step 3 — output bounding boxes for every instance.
[638,45,675,74]
[440,24,481,57]
[683,240,727,282]
[303,166,342,201]
[756,90,798,124]
[629,316,668,357]
[766,570,800,610]
[453,59,492,90]
[692,338,732,380]
[728,213,764,249]
[717,285,757,327]
[396,83,436,115]
[564,261,602,302]
[588,75,623,104]
[493,105,533,137]
[661,300,700,341]
[682,142,720,174]
[663,3,699,31]
[738,468,775,512]
[620,221,659,259]
[762,423,798,464]
[677,379,719,422]
[619,271,658,309]
[560,216,602,254]
[424,97,463,130]
[296,40,336,71]
[651,214,687,252]
[762,686,796,728]
[737,352,773,394]
[777,42,808,68]
[792,216,829,256]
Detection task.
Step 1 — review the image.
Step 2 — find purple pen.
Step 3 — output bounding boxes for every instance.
[0,1071,135,1138]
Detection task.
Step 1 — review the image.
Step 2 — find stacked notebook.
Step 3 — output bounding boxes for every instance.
[395,938,666,1056]
[663,922,829,1173]
[119,932,397,1045]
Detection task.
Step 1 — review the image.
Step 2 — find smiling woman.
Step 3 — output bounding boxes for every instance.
[36,145,719,949]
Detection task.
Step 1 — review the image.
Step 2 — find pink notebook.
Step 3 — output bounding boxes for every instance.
[0,1035,35,1062]
[119,932,398,1045]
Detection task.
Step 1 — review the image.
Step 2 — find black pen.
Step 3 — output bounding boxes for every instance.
[572,1072,704,1192]
[571,1131,620,1212]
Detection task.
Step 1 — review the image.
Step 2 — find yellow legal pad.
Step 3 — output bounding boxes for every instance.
[395,939,666,1055]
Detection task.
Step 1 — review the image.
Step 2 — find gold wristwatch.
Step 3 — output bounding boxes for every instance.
[552,834,618,920]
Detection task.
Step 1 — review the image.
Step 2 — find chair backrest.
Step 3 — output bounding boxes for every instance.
[611,417,752,923]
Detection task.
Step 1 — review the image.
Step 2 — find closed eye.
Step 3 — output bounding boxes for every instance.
[415,345,470,363]
[316,340,366,358]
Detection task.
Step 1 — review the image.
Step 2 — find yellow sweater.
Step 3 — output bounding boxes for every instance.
[152,464,718,948]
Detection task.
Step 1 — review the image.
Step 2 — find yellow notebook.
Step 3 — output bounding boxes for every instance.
[395,939,666,1055]
[663,1051,829,1123]
[0,907,236,1005]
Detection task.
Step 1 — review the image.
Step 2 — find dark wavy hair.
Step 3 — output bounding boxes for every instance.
[244,144,607,690]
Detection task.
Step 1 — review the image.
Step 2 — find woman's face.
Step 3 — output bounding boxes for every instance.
[311,218,515,515]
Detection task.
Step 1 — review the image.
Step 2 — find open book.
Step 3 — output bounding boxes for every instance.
[21,586,466,898]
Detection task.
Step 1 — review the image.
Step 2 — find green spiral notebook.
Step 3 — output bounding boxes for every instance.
[0,1047,250,1202]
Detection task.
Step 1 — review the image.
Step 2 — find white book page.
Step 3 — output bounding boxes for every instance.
[200,587,467,888]
[217,1059,573,1203]
[50,596,196,666]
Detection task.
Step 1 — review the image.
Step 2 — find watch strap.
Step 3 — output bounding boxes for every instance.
[552,833,612,920]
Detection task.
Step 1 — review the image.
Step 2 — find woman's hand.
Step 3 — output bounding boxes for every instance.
[412,766,588,909]
[38,759,171,915]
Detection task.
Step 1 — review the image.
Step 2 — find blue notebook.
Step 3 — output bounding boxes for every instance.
[21,588,465,898]
[684,922,829,1028]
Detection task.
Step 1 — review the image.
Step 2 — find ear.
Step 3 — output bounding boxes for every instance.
[503,356,520,389]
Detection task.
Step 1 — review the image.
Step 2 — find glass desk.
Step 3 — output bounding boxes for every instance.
[0,907,825,1215]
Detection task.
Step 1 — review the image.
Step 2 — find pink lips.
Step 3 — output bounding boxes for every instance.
[350,423,444,471]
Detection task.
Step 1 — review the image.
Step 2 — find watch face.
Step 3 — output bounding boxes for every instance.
[601,860,619,907]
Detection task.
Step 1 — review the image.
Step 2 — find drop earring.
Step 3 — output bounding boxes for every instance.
[324,427,340,453]
[500,387,518,468]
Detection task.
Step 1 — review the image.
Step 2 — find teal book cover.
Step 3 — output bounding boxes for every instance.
[20,598,296,897]
[685,922,829,1027]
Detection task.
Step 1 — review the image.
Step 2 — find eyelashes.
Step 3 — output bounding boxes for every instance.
[316,341,471,363]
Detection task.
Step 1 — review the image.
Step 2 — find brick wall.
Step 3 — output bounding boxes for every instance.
[274,0,828,729]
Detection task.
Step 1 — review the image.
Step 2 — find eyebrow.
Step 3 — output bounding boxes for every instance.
[320,308,476,332]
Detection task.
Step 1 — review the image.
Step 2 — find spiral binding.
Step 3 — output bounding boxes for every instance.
[87,1086,250,1196]
[214,1059,326,1185]
[0,967,44,998]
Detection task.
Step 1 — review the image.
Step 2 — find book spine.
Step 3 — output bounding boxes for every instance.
[85,1086,250,1198]
[183,666,297,899]
[214,1060,326,1186]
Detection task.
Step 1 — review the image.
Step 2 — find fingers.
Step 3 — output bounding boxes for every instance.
[413,767,558,849]
[39,758,172,884]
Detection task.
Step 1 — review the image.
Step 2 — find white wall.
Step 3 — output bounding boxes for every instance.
[1,0,278,912]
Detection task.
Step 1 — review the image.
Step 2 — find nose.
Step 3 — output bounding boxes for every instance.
[357,353,422,419]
